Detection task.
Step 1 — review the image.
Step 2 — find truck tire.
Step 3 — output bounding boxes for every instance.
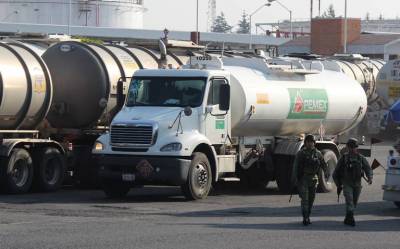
[102,181,130,199]
[181,152,212,200]
[1,148,34,194]
[395,202,400,209]
[33,147,66,192]
[318,149,337,193]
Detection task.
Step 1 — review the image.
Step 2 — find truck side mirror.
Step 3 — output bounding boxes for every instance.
[219,84,230,111]
[116,79,125,111]
[184,106,192,116]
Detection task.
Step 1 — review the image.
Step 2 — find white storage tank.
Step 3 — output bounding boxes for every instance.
[0,0,144,29]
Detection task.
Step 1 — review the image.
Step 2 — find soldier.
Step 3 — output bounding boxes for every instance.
[292,134,328,226]
[333,138,373,227]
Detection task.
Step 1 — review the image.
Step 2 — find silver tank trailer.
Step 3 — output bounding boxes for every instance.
[320,59,385,104]
[275,56,385,105]
[225,62,368,137]
[0,42,52,130]
[42,41,185,129]
[376,59,400,108]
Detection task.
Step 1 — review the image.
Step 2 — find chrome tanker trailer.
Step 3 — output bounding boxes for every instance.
[93,56,367,199]
[277,54,386,142]
[0,40,187,194]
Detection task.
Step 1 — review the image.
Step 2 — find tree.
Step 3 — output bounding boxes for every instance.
[211,12,233,33]
[321,4,336,18]
[236,11,250,34]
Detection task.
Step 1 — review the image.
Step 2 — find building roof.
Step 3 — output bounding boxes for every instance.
[281,33,400,48]
[351,34,400,45]
[0,22,289,47]
[281,36,310,47]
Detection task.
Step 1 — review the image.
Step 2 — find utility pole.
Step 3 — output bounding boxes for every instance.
[249,3,270,49]
[310,0,313,20]
[344,0,348,53]
[68,0,72,35]
[318,0,321,16]
[196,0,199,44]
[207,0,217,32]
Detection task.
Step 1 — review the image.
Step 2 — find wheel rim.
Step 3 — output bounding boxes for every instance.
[193,162,209,196]
[44,158,61,185]
[12,159,29,188]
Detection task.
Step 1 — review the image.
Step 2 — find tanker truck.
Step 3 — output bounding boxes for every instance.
[0,40,188,194]
[93,55,368,200]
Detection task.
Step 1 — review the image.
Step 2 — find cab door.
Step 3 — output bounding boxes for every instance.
[205,78,230,144]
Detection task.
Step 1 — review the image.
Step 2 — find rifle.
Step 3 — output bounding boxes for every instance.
[337,185,342,203]
[289,182,297,203]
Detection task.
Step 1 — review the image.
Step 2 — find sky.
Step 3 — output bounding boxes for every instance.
[143,0,400,32]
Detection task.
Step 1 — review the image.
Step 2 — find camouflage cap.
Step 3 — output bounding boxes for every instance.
[347,138,359,148]
[305,134,316,143]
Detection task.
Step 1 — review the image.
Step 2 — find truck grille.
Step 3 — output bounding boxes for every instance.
[110,124,155,147]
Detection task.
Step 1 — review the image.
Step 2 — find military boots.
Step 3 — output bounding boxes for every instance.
[302,212,311,226]
[344,212,355,227]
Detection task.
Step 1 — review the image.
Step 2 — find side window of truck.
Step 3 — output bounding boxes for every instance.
[207,79,225,107]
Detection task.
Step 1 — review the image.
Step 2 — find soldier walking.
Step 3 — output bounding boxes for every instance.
[333,138,373,227]
[292,135,328,226]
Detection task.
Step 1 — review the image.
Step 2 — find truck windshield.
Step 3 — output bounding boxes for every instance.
[126,77,207,107]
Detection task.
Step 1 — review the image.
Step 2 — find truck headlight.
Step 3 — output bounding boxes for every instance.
[160,142,182,152]
[94,141,104,151]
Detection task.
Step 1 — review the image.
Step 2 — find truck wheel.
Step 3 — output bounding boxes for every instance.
[318,149,337,193]
[1,148,34,194]
[34,147,66,192]
[181,152,212,200]
[102,181,130,199]
[395,202,400,209]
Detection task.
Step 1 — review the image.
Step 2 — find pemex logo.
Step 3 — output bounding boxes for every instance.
[288,88,329,119]
[293,91,304,113]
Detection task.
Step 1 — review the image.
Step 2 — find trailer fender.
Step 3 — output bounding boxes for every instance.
[0,139,65,158]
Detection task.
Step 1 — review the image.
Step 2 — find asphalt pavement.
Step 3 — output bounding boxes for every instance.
[0,145,399,249]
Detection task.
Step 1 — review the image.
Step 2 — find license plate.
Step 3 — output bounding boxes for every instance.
[122,174,135,182]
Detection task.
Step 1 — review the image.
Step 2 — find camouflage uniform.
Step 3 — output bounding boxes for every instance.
[292,147,327,224]
[333,152,373,225]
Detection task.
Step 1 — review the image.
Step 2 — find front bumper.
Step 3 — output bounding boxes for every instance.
[94,154,191,186]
